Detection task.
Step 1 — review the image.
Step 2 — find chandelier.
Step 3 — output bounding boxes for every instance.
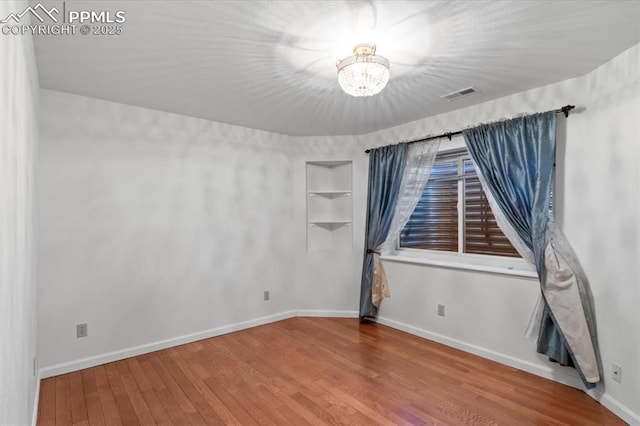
[336,44,390,97]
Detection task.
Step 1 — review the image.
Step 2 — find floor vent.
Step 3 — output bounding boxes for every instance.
[441,87,477,101]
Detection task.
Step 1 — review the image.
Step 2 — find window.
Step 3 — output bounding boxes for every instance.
[399,149,520,258]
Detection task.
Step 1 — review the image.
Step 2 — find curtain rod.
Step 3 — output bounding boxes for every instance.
[364,105,575,154]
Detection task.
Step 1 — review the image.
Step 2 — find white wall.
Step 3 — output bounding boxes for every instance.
[356,43,640,422]
[0,1,39,424]
[37,91,298,368]
[568,43,639,420]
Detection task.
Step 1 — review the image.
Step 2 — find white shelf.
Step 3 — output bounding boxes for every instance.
[307,221,352,251]
[309,221,352,228]
[308,191,351,198]
[306,161,353,251]
[306,160,351,167]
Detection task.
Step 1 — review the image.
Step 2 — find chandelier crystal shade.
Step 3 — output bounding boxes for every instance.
[336,44,390,97]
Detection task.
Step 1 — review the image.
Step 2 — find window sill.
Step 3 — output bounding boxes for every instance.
[380,254,538,279]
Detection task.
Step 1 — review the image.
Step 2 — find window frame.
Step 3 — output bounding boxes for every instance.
[386,148,537,278]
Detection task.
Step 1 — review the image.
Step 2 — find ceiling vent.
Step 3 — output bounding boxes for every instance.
[441,87,477,102]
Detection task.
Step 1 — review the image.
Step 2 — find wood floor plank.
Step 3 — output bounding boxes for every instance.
[92,366,122,426]
[147,352,208,424]
[125,357,152,392]
[67,371,88,425]
[37,318,625,425]
[227,381,278,425]
[38,378,56,425]
[103,363,139,425]
[152,387,191,424]
[79,369,105,426]
[203,377,259,425]
[54,375,71,425]
[136,357,166,391]
[114,360,157,424]
[160,349,230,424]
[127,356,179,424]
[168,347,246,424]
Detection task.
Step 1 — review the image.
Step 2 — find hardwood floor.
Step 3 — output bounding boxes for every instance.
[37,317,623,425]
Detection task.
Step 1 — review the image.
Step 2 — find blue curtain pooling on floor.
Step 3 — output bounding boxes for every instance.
[463,111,601,388]
[359,144,408,320]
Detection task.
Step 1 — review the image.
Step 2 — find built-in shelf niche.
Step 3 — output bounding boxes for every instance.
[306,161,352,251]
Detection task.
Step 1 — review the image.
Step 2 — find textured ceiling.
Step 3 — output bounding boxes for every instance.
[32,1,640,136]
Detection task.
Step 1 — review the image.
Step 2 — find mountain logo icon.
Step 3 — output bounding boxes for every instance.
[1,3,59,24]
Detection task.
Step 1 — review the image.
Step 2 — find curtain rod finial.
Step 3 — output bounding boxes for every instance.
[561,105,575,118]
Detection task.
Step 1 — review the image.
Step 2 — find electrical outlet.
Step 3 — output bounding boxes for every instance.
[437,304,445,317]
[77,323,88,338]
[264,291,270,301]
[612,364,622,383]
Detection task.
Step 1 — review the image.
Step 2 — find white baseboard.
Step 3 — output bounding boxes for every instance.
[39,310,296,379]
[599,392,640,426]
[296,309,358,318]
[377,316,639,426]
